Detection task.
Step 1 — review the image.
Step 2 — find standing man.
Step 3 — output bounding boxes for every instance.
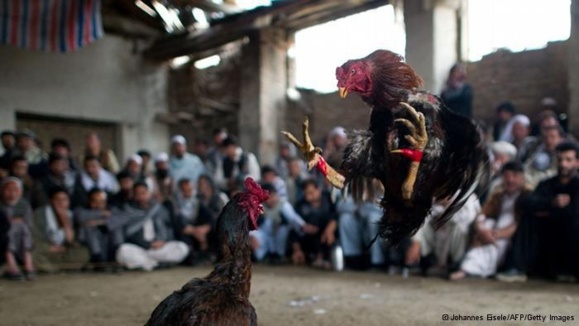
[81,132,120,174]
[169,135,205,188]
[522,142,579,281]
[440,63,473,118]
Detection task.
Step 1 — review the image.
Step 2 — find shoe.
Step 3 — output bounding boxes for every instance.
[387,266,397,275]
[267,253,281,266]
[556,275,577,283]
[496,269,527,283]
[401,267,410,279]
[3,271,25,281]
[25,271,37,281]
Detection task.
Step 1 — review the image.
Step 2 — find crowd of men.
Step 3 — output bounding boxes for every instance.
[0,100,578,284]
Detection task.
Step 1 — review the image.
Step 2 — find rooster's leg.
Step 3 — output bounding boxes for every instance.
[282,118,345,189]
[392,102,428,201]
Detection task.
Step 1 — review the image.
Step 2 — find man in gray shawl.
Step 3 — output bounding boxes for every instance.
[112,182,188,271]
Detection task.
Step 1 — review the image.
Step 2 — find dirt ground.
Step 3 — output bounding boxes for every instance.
[1,265,578,326]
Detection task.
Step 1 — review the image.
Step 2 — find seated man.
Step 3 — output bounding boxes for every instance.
[108,171,134,209]
[76,188,117,266]
[196,174,228,224]
[249,183,313,263]
[450,162,531,280]
[0,177,35,280]
[114,182,189,271]
[338,181,408,272]
[509,142,579,281]
[284,158,309,205]
[72,155,118,208]
[170,178,212,262]
[31,153,76,209]
[9,156,34,203]
[32,187,89,273]
[523,125,564,189]
[260,165,288,202]
[291,179,338,269]
[405,194,481,276]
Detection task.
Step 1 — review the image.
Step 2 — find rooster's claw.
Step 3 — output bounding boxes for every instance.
[282,118,345,189]
[393,102,429,202]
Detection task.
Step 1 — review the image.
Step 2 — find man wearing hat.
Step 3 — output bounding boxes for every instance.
[16,129,48,179]
[0,177,36,280]
[137,149,152,176]
[153,153,174,202]
[169,135,205,189]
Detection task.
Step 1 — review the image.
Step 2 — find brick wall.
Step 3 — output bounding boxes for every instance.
[167,41,570,149]
[467,41,568,124]
[292,42,570,144]
[285,90,371,144]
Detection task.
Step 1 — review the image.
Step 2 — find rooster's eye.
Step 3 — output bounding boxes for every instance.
[351,69,356,74]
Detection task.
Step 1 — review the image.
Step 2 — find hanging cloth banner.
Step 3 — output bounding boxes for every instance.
[0,0,104,52]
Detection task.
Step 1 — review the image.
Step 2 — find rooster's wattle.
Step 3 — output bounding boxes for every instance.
[145,178,268,326]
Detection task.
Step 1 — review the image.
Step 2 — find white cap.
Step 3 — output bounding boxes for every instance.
[541,97,557,107]
[511,114,530,127]
[1,176,22,189]
[330,126,347,139]
[154,152,169,163]
[491,141,517,159]
[127,154,143,165]
[171,135,187,145]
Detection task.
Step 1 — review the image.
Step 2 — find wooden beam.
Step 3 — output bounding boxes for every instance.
[144,0,390,60]
[143,0,316,60]
[115,0,165,31]
[195,97,238,113]
[283,0,389,31]
[176,0,243,14]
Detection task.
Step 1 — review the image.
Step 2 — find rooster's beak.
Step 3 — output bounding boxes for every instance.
[339,87,349,99]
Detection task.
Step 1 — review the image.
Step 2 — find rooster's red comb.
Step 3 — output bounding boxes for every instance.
[244,178,269,202]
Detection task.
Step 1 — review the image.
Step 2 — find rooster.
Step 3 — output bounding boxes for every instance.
[145,178,268,326]
[283,50,489,244]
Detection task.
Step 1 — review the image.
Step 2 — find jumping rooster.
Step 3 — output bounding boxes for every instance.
[283,50,489,244]
[145,178,268,326]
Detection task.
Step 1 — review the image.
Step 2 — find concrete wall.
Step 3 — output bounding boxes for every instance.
[467,41,569,124]
[0,35,170,160]
[404,0,459,94]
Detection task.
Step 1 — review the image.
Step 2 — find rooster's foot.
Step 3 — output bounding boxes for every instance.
[282,118,345,189]
[395,102,428,150]
[392,102,429,201]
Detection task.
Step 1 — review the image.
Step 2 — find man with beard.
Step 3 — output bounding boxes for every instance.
[0,130,17,175]
[152,153,174,202]
[113,182,188,271]
[169,135,205,189]
[521,142,579,281]
[31,153,76,209]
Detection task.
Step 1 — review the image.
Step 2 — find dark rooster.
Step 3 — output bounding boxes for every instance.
[283,50,489,244]
[145,178,268,326]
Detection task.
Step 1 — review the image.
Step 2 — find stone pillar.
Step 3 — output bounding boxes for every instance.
[569,0,579,137]
[239,28,288,165]
[404,0,463,94]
